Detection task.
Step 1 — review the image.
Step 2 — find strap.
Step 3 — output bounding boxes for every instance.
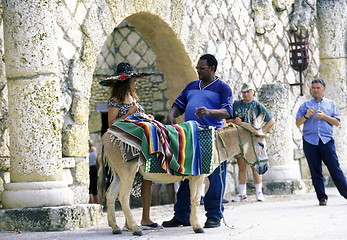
[236,126,264,167]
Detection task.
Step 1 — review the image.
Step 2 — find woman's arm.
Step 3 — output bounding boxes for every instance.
[108,107,121,127]
[108,102,138,126]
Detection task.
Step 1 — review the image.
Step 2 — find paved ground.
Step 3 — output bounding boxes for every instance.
[1,187,346,240]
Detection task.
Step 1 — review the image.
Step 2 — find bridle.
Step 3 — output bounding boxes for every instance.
[237,126,269,166]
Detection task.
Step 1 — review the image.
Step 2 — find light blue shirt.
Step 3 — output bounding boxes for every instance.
[296,97,340,145]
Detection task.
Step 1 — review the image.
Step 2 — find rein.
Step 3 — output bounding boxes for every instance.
[214,128,234,230]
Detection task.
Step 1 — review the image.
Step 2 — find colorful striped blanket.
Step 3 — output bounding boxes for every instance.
[107,114,214,176]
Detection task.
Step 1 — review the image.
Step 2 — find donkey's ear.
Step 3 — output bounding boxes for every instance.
[253,112,266,129]
[247,108,257,126]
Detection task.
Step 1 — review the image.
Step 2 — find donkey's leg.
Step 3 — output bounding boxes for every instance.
[117,164,142,236]
[106,173,121,234]
[189,175,205,233]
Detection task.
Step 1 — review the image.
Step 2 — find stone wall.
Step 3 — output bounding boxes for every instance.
[0,0,346,208]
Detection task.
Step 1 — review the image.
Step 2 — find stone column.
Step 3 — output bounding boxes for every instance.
[258,84,302,194]
[1,0,73,208]
[317,0,347,172]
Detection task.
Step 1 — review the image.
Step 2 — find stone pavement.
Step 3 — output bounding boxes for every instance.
[1,187,346,240]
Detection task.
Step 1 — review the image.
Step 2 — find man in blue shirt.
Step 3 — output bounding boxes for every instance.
[296,78,347,206]
[163,54,233,228]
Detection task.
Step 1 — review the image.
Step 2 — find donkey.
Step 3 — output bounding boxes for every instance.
[101,121,268,236]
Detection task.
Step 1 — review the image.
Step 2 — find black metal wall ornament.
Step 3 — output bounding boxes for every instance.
[287,31,309,96]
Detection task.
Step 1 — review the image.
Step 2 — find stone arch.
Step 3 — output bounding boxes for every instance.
[87,10,197,106]
[125,12,197,103]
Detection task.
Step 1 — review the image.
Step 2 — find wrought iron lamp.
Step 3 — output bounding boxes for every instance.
[287,31,309,96]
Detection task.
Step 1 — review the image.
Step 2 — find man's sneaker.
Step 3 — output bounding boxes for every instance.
[256,192,265,201]
[232,194,248,202]
[204,217,221,228]
[162,217,190,227]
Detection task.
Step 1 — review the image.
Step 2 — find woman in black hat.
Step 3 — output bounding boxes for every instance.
[103,62,145,125]
[102,62,160,228]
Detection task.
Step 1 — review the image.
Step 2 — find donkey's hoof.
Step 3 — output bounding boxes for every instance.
[133,230,143,236]
[194,228,205,233]
[112,229,122,234]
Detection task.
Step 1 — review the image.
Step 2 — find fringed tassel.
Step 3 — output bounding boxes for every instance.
[110,135,138,163]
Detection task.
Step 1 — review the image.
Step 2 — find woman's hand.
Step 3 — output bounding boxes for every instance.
[147,114,154,120]
[128,102,138,115]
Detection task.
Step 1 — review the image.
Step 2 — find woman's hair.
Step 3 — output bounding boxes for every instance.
[110,79,139,103]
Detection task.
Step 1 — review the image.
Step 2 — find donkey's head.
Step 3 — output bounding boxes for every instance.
[218,108,270,174]
[243,133,268,175]
[241,108,269,174]
[216,123,268,175]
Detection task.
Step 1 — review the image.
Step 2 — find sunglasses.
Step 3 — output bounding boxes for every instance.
[195,66,209,71]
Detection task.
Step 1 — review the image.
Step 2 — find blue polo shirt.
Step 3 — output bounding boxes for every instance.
[296,97,340,145]
[173,77,233,129]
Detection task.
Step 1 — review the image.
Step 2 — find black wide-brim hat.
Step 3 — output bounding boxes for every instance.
[99,62,153,86]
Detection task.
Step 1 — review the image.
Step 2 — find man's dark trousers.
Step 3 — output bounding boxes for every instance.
[303,139,347,200]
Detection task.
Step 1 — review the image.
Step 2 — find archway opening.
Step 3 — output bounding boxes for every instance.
[127,12,197,102]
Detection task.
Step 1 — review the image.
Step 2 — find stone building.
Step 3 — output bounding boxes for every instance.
[0,0,346,231]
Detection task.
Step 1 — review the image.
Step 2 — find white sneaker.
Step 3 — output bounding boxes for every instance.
[232,194,248,202]
[256,192,265,201]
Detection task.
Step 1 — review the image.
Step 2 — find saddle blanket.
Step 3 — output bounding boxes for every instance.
[107,114,214,176]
